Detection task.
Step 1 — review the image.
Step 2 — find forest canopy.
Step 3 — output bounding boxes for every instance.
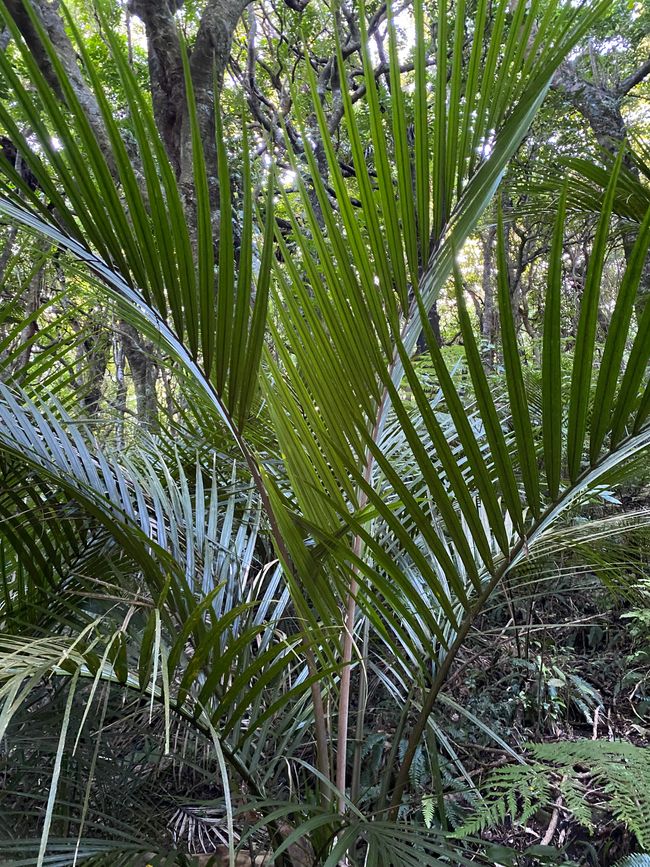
[0,0,649,865]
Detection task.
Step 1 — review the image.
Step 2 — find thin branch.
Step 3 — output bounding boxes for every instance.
[618,58,650,97]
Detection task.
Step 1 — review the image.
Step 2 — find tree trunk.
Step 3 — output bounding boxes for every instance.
[120,321,159,433]
[129,0,253,201]
[127,0,186,175]
[82,323,109,416]
[4,0,114,166]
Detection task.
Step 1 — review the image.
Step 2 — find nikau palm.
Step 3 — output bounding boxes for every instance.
[0,0,648,864]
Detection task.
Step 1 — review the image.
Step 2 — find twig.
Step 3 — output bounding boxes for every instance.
[540,777,566,845]
[592,705,600,740]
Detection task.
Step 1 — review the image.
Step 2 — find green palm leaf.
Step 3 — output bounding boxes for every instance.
[0,0,642,862]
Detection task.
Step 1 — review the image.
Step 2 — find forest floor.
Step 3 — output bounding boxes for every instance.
[440,494,650,864]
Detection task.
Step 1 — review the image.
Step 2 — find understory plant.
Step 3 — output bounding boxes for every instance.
[0,0,649,863]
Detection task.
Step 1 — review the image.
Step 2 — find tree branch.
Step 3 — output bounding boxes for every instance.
[128,0,185,173]
[618,57,650,97]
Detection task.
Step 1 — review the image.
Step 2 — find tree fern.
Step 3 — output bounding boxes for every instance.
[455,741,650,848]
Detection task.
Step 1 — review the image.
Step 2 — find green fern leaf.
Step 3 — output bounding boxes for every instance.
[456,740,650,847]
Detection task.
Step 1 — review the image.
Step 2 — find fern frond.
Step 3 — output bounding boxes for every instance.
[557,775,593,833]
[452,762,550,837]
[422,795,435,829]
[455,741,650,847]
[531,738,650,847]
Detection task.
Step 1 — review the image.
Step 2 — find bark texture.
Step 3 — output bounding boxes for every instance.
[4,0,114,165]
[127,0,186,175]
[128,0,254,190]
[120,321,159,433]
[82,323,109,416]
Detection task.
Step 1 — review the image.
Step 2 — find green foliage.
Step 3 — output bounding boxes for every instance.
[507,655,604,730]
[454,762,551,839]
[455,740,650,849]
[0,0,648,863]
